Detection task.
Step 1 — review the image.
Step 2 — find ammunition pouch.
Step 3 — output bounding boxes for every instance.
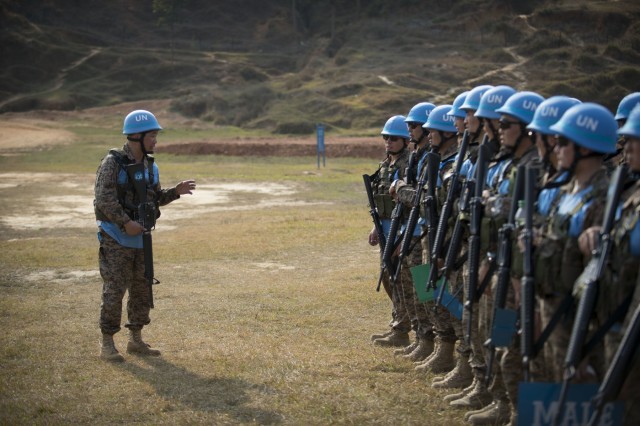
[374,193,395,219]
[534,236,564,296]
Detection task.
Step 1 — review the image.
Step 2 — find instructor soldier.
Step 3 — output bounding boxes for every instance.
[94,109,196,362]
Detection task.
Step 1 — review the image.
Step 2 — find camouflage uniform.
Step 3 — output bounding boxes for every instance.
[95,143,180,335]
[373,149,412,334]
[484,147,539,419]
[535,168,609,382]
[601,177,640,425]
[395,145,435,342]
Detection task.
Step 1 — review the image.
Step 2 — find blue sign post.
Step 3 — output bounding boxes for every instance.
[316,123,325,168]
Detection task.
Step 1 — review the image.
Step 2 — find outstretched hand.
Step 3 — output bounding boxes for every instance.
[176,180,196,195]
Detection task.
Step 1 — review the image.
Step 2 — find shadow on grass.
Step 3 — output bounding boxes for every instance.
[117,356,282,424]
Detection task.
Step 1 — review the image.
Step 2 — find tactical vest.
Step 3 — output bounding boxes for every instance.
[373,150,409,219]
[94,149,160,223]
[535,175,608,296]
[602,180,640,318]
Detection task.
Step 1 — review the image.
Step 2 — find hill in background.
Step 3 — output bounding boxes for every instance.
[1,0,640,135]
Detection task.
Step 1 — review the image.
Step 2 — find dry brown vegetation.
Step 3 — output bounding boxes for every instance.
[0,111,469,425]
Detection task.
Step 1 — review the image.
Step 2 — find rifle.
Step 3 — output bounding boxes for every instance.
[426,130,470,291]
[392,151,441,283]
[377,199,404,291]
[553,164,628,426]
[405,148,418,186]
[484,163,526,386]
[363,173,387,256]
[424,152,442,260]
[520,164,538,382]
[588,303,640,426]
[126,159,159,309]
[464,138,490,346]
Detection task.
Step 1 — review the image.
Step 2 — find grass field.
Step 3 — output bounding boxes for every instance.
[0,119,468,425]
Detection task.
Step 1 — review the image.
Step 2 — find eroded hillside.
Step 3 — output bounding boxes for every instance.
[1,0,639,134]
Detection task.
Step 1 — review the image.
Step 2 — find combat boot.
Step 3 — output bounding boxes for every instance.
[100,333,124,362]
[403,337,434,362]
[373,329,410,348]
[415,338,455,374]
[467,399,510,425]
[126,328,161,356]
[463,401,494,422]
[431,352,473,389]
[443,377,476,403]
[371,329,393,342]
[394,339,418,356]
[449,376,492,409]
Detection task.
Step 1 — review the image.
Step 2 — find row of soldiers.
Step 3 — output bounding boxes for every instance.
[365,87,640,425]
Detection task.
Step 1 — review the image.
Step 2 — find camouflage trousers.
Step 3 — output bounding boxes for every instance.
[494,277,523,408]
[380,260,411,333]
[421,236,456,343]
[448,269,469,354]
[464,258,493,372]
[99,231,151,335]
[539,294,574,382]
[396,235,434,339]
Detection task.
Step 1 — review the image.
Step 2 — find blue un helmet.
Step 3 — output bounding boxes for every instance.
[459,85,494,111]
[475,85,516,120]
[527,96,582,135]
[614,92,640,122]
[122,110,163,135]
[423,105,457,133]
[549,103,618,154]
[381,115,410,139]
[405,102,436,125]
[495,91,545,125]
[618,104,640,139]
[448,91,469,118]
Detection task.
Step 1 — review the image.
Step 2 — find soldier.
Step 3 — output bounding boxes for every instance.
[95,109,196,362]
[431,91,480,389]
[388,102,437,360]
[609,92,640,170]
[444,84,495,411]
[369,115,413,347]
[523,96,582,384]
[422,105,472,382]
[470,91,544,425]
[534,103,618,386]
[582,104,640,425]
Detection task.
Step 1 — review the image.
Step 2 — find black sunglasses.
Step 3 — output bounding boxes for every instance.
[407,122,421,130]
[499,120,519,129]
[383,135,402,142]
[555,135,572,147]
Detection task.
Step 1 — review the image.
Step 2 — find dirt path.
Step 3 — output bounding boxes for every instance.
[463,46,528,88]
[0,48,102,112]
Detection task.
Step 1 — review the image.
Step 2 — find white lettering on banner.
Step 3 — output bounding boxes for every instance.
[523,99,538,111]
[135,114,149,122]
[576,115,599,132]
[531,400,616,426]
[541,105,560,118]
[487,94,503,104]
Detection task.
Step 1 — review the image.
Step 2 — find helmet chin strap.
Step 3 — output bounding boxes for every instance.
[549,147,603,188]
[127,132,151,157]
[410,130,428,146]
[388,141,408,156]
[431,131,456,154]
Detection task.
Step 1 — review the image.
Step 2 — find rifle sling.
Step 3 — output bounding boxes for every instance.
[533,292,574,358]
[474,257,497,301]
[583,292,633,357]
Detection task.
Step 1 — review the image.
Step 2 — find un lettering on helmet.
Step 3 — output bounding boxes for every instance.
[576,115,599,132]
